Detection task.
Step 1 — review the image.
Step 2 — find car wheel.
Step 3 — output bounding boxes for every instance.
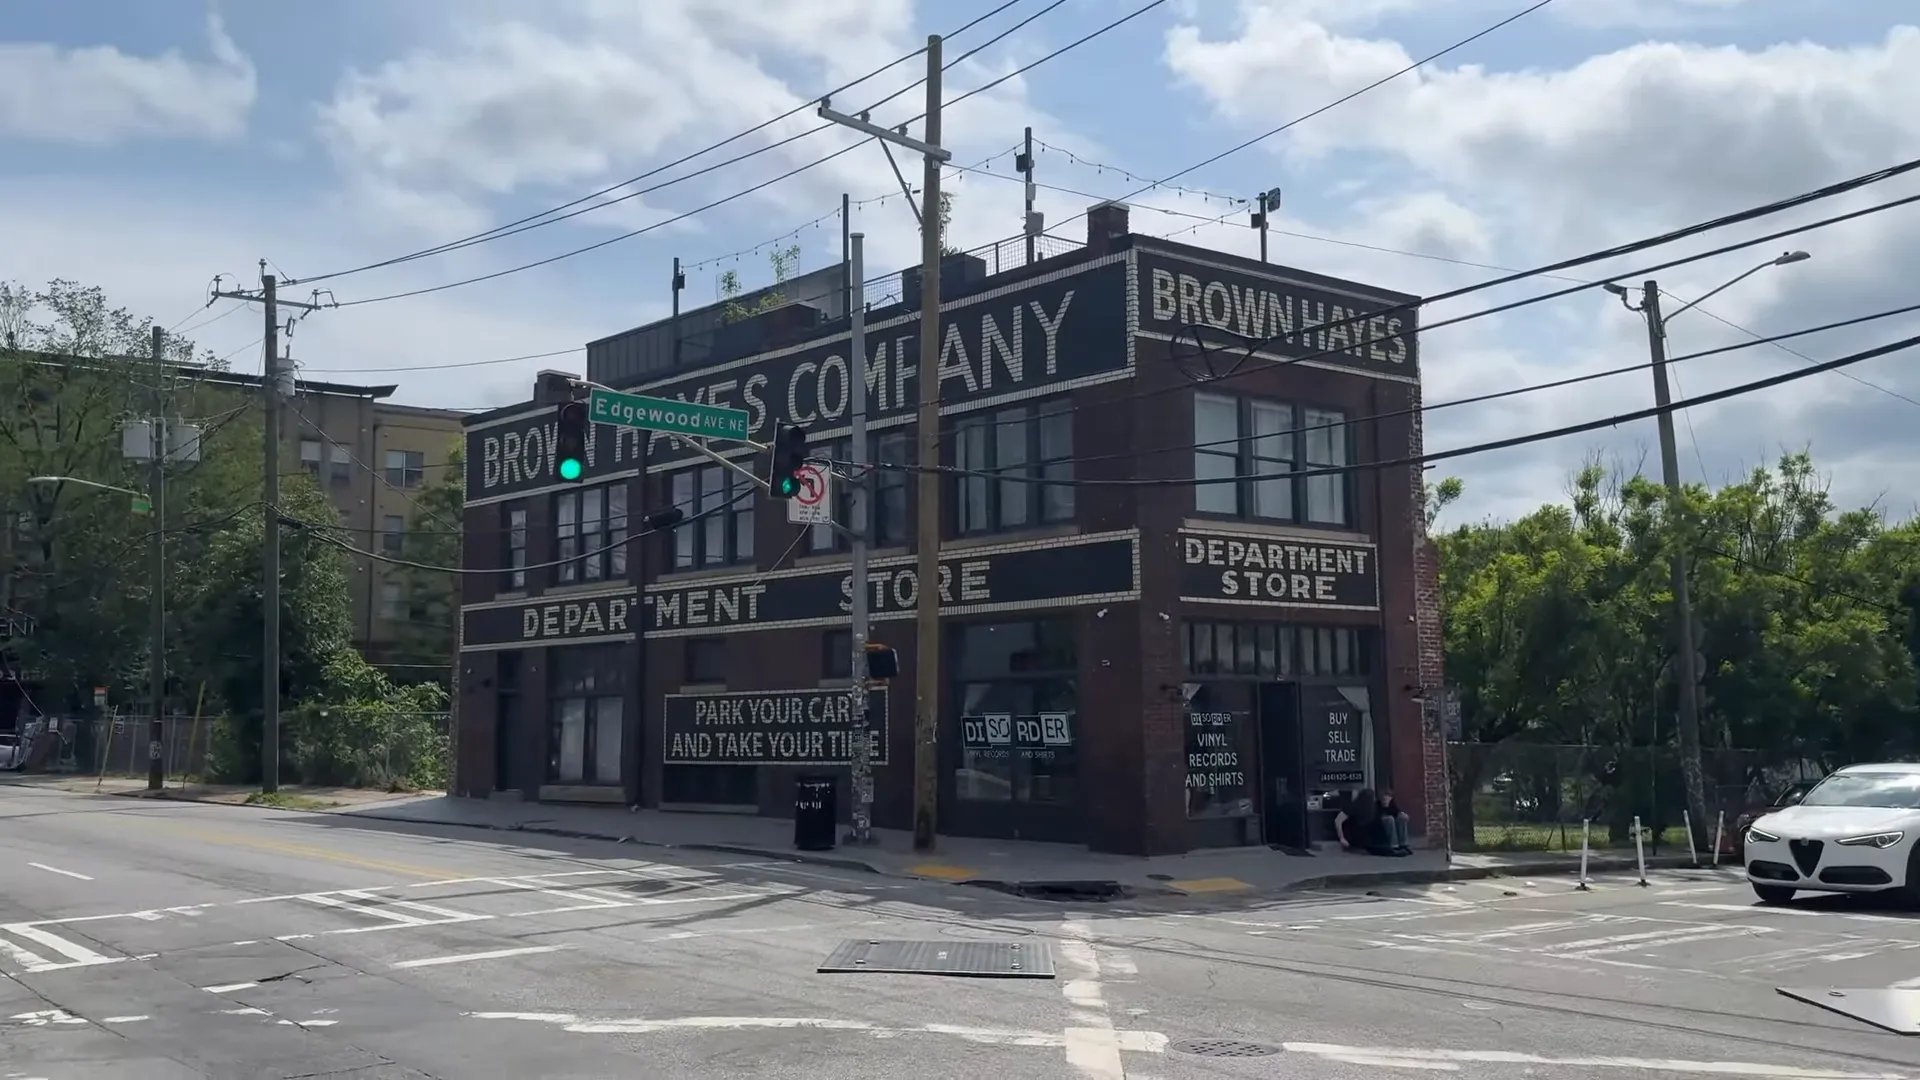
[1752,883,1796,904]
[1900,844,1920,907]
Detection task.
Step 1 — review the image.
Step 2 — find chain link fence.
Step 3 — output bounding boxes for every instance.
[12,710,449,791]
[864,232,1085,308]
[1447,742,1817,855]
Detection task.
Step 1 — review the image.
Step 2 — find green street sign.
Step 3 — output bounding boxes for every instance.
[129,496,152,514]
[588,388,750,442]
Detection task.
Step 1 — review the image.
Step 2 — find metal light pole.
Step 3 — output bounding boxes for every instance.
[1605,249,1810,852]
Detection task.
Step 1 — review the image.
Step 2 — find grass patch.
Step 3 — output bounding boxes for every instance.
[1468,822,1693,853]
[243,790,339,811]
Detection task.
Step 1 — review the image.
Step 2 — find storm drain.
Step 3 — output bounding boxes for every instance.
[1170,1038,1283,1058]
[818,939,1055,979]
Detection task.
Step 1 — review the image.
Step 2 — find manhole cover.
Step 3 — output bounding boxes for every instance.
[818,939,1055,978]
[1170,1038,1282,1058]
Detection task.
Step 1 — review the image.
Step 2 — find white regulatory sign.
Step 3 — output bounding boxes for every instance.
[785,462,833,525]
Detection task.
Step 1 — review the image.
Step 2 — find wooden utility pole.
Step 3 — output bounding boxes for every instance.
[212,266,321,793]
[910,34,944,851]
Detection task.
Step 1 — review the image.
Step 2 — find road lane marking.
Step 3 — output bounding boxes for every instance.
[2,924,116,970]
[468,1011,1167,1051]
[394,945,566,969]
[203,983,258,993]
[1058,919,1124,1080]
[1283,1042,1911,1077]
[26,863,92,881]
[1893,975,1920,988]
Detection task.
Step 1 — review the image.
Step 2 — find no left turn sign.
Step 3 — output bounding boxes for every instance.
[786,462,832,525]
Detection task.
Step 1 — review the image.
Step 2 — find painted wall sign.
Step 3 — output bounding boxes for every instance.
[463,589,639,649]
[627,259,1129,470]
[1302,684,1368,787]
[1136,249,1419,380]
[643,530,1139,637]
[465,409,647,504]
[662,687,888,766]
[1177,529,1380,611]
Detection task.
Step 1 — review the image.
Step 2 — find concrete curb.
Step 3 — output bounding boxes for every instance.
[1276,853,1716,894]
[89,788,1731,899]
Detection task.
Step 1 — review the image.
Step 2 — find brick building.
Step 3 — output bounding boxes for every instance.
[452,203,1445,855]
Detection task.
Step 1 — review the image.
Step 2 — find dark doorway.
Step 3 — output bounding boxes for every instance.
[494,653,522,794]
[1257,681,1309,848]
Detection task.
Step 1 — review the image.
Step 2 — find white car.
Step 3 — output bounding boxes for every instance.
[1744,762,1920,904]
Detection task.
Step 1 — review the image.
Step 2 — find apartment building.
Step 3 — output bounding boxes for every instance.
[275,376,465,671]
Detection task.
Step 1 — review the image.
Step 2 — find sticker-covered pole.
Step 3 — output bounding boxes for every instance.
[847,229,873,846]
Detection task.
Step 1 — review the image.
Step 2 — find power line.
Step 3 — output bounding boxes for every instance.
[856,329,1920,488]
[926,169,1920,442]
[1039,0,1559,243]
[297,486,753,576]
[976,301,1920,473]
[290,1,1027,286]
[328,0,1165,307]
[298,1,1048,287]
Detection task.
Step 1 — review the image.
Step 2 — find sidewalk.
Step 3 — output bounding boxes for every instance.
[323,794,1708,900]
[5,775,1711,899]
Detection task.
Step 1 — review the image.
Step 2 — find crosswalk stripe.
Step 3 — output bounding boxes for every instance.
[3,924,116,969]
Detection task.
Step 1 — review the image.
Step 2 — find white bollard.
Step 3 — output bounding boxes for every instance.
[1576,818,1592,891]
[1633,815,1650,886]
[1684,809,1698,867]
[1712,810,1725,868]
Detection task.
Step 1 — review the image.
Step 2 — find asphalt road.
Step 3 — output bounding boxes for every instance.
[4,784,1919,1079]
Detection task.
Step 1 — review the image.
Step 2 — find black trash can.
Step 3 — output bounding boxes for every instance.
[794,776,837,851]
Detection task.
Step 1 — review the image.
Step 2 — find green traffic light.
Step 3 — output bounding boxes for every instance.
[779,477,796,496]
[558,457,583,481]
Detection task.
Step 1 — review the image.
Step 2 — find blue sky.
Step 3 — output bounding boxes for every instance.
[3,0,1918,522]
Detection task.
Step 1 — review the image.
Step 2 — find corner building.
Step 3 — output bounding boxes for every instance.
[452,203,1447,855]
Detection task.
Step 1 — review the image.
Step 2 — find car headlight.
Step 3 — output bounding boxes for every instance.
[1836,832,1905,849]
[1747,827,1780,843]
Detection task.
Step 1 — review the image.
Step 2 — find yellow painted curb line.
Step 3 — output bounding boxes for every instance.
[907,864,979,881]
[1168,877,1253,894]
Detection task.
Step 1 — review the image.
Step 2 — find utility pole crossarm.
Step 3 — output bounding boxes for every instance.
[211,289,325,312]
[817,101,953,161]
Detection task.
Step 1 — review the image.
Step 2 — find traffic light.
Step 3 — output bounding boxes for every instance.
[864,642,899,681]
[554,400,588,482]
[770,424,809,499]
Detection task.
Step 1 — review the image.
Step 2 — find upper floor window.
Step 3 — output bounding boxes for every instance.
[384,449,425,489]
[809,431,911,553]
[669,466,754,571]
[301,438,352,487]
[1192,393,1351,527]
[502,506,528,591]
[555,482,629,585]
[380,514,406,557]
[952,401,1073,537]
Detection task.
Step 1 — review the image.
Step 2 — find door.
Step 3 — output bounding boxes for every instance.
[1256,681,1309,848]
[494,692,519,794]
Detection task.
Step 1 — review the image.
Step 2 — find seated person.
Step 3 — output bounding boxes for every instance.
[1377,787,1413,855]
[1333,788,1400,856]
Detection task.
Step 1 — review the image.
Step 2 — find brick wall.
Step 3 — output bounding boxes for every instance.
[1407,380,1449,848]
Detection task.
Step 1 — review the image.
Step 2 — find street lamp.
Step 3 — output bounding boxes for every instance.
[27,473,166,790]
[1606,250,1812,855]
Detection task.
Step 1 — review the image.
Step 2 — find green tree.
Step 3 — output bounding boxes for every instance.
[1438,452,1920,850]
[389,442,463,686]
[717,244,802,325]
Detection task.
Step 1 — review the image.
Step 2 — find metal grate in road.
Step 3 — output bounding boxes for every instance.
[817,939,1055,978]
[1170,1038,1283,1057]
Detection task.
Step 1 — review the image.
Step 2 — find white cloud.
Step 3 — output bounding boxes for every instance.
[1163,5,1920,521]
[0,13,255,144]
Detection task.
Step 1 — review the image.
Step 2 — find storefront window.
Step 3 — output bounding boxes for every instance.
[1182,621,1368,678]
[952,620,1076,804]
[547,645,627,786]
[1185,683,1254,819]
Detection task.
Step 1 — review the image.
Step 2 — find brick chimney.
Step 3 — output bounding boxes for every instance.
[1086,201,1130,255]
